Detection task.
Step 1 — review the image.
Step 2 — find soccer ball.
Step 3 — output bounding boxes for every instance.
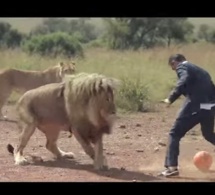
[193,151,213,172]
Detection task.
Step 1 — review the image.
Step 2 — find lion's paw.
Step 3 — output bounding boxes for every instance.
[94,156,109,171]
[15,156,29,166]
[0,115,7,121]
[60,152,75,159]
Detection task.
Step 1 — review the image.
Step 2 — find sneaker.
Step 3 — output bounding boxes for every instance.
[158,168,179,177]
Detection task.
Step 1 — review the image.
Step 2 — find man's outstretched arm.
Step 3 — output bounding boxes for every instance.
[168,65,189,104]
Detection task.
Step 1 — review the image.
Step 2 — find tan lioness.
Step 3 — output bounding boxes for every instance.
[0,62,76,119]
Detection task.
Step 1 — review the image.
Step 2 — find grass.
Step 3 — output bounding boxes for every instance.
[1,42,215,112]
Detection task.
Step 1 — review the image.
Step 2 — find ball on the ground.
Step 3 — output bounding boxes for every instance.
[193,151,213,172]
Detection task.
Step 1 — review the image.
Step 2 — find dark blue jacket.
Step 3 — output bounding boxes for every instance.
[168,61,215,117]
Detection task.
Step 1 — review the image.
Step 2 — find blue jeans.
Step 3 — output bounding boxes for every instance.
[165,109,215,168]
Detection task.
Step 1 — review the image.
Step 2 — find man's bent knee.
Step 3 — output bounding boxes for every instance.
[202,132,215,145]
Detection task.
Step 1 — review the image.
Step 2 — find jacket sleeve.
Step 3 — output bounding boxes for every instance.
[168,65,189,104]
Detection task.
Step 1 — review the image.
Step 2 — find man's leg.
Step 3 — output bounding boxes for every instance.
[159,113,200,177]
[200,110,215,145]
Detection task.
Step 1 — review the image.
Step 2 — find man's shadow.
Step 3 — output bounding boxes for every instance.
[31,159,161,182]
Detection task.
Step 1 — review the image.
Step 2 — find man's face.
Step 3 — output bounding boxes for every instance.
[169,60,179,71]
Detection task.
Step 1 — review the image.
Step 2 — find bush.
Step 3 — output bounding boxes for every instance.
[116,77,151,112]
[30,18,99,44]
[22,32,84,58]
[0,22,24,49]
[84,38,106,49]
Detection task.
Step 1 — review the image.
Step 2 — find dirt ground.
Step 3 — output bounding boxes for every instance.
[1,100,215,182]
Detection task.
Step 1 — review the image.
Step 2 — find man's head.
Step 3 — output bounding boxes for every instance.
[168,54,186,70]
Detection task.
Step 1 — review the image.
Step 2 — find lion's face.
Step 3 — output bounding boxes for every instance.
[64,73,119,133]
[98,87,116,126]
[59,62,76,77]
[86,88,116,133]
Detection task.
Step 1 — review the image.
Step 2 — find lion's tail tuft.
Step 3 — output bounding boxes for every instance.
[7,144,14,154]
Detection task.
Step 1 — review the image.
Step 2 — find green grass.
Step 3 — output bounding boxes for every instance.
[2,42,215,112]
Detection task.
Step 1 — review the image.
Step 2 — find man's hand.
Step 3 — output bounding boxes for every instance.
[161,98,171,107]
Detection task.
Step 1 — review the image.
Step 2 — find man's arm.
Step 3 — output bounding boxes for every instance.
[168,65,189,104]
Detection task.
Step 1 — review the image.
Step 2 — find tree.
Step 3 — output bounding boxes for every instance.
[197,24,211,42]
[103,18,194,50]
[156,18,194,47]
[103,18,130,49]
[0,22,24,48]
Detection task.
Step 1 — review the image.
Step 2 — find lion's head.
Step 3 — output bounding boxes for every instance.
[64,72,120,134]
[58,61,76,78]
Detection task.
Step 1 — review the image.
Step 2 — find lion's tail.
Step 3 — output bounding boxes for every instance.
[7,144,14,154]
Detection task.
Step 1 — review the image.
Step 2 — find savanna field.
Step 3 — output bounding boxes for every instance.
[0,43,215,182]
[1,17,215,182]
[3,42,215,109]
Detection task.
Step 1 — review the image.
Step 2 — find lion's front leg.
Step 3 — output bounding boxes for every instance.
[45,129,75,159]
[14,124,36,165]
[72,129,95,160]
[94,135,108,171]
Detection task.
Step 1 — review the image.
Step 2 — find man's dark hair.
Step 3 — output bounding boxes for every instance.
[168,54,186,64]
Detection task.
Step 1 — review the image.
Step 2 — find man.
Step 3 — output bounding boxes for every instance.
[159,54,215,177]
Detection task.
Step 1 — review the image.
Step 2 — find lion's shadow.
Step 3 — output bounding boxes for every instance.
[32,159,161,182]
